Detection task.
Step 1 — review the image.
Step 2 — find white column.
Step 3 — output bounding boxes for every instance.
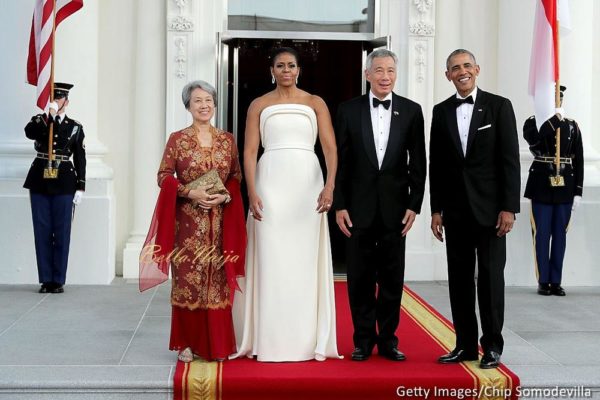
[122,0,167,278]
[380,0,443,280]
[433,0,461,103]
[166,0,227,136]
[0,0,115,284]
[560,0,600,184]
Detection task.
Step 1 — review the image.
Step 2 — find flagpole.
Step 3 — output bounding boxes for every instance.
[550,0,564,187]
[44,0,58,179]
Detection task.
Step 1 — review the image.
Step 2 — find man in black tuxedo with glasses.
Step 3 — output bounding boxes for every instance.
[334,48,426,362]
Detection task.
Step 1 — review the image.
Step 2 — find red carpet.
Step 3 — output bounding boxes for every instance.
[174,282,519,400]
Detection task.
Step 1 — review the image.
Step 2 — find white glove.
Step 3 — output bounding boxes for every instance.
[73,190,84,205]
[555,107,565,121]
[49,101,59,115]
[572,195,581,212]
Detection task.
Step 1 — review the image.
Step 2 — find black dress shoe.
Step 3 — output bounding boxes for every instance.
[379,347,406,361]
[551,284,566,296]
[480,351,501,369]
[50,285,64,294]
[38,284,50,294]
[537,283,552,296]
[438,348,478,364]
[351,347,371,361]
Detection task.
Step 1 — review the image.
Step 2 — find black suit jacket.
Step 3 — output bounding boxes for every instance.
[429,89,520,226]
[523,115,584,203]
[334,93,426,230]
[23,113,86,195]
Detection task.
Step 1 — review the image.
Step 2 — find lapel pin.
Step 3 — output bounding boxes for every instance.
[393,111,399,116]
[478,109,483,112]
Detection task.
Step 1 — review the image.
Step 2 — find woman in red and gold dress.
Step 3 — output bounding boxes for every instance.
[142,80,245,363]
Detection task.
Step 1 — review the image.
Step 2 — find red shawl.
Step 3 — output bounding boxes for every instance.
[139,176,246,298]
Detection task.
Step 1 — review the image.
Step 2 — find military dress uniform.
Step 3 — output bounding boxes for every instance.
[23,103,86,292]
[523,113,583,295]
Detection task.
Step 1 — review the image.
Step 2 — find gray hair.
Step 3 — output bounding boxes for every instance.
[365,49,398,70]
[182,80,217,109]
[445,49,477,71]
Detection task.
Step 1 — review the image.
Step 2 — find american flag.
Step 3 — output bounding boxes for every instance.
[27,0,83,111]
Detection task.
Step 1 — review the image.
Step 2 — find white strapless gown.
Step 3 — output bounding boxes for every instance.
[232,104,341,362]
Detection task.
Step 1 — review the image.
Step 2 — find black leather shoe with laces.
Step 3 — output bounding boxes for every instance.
[480,351,501,369]
[551,284,566,296]
[351,347,371,361]
[537,283,552,296]
[438,348,478,364]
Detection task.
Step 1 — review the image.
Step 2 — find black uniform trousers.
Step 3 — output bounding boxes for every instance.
[30,192,74,285]
[444,211,505,355]
[346,208,406,353]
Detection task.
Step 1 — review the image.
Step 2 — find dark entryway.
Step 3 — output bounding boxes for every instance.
[218,37,387,275]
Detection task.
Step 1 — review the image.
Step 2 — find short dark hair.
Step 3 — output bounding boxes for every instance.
[181,80,217,109]
[446,49,477,71]
[270,47,300,67]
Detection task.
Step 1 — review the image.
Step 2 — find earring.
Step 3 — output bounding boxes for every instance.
[296,76,298,85]
[271,75,275,84]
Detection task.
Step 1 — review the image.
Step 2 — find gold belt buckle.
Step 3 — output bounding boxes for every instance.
[43,160,60,179]
[549,175,565,187]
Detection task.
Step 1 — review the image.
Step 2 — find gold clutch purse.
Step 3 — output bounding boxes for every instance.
[185,169,229,196]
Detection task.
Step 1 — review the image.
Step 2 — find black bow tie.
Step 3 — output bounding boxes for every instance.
[455,95,474,107]
[372,97,391,110]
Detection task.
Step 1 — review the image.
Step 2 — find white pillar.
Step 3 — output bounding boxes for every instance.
[122,0,167,278]
[380,0,443,279]
[0,0,115,284]
[560,0,600,184]
[166,0,227,136]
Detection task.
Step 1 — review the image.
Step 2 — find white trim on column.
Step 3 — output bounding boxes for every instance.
[404,0,445,280]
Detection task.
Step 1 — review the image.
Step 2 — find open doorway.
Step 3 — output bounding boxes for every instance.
[218,37,387,275]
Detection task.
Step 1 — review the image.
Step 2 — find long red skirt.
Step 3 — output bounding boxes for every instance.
[169,305,236,360]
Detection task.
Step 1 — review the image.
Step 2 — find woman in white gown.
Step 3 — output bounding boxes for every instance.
[232,47,341,362]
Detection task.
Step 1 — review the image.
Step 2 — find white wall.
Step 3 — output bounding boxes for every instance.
[97,0,137,276]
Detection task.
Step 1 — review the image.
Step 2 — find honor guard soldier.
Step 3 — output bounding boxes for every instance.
[523,85,584,296]
[23,82,86,294]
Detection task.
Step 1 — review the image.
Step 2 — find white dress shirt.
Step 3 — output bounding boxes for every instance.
[369,91,392,168]
[455,86,478,156]
[55,112,66,124]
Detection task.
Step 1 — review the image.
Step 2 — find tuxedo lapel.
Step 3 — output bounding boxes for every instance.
[380,93,403,170]
[360,96,379,169]
[444,98,464,159]
[466,91,486,156]
[467,89,487,154]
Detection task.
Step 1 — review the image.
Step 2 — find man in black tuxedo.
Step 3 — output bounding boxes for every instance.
[429,49,520,369]
[334,49,426,362]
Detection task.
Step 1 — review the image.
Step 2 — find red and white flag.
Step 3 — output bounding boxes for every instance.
[27,0,83,111]
[528,0,571,130]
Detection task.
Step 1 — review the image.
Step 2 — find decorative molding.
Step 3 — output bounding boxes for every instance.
[409,21,434,36]
[174,36,187,79]
[414,42,426,83]
[413,0,433,14]
[168,0,194,31]
[409,0,435,36]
